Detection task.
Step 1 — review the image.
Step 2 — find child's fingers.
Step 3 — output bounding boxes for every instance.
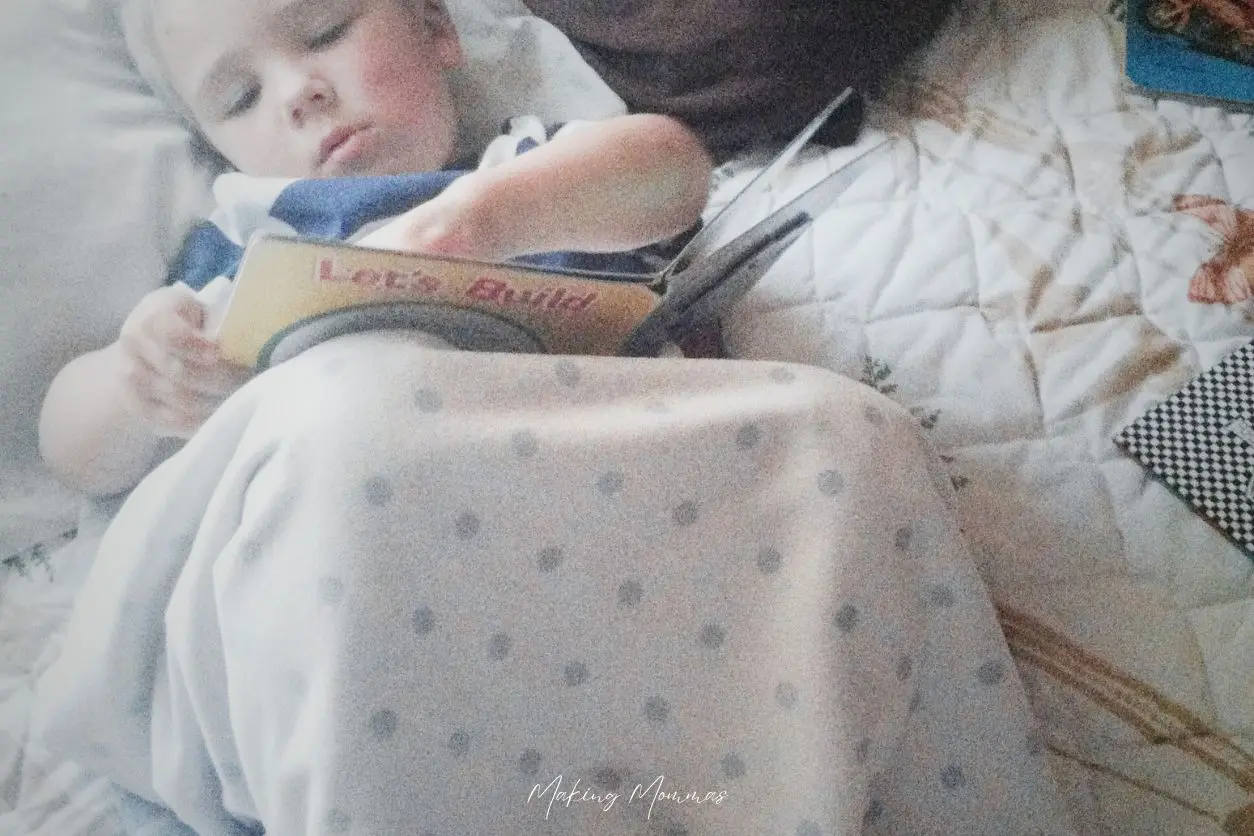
[176,360,251,398]
[153,312,217,363]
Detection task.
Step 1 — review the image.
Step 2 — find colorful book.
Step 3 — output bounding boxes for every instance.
[1114,339,1254,559]
[1125,0,1254,110]
[209,90,887,369]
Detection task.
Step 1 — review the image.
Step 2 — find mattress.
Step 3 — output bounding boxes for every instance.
[2,0,1251,831]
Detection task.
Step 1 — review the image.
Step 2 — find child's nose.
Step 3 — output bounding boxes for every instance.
[284,73,336,127]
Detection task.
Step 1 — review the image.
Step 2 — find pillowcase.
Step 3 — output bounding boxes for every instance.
[521,0,957,158]
[0,0,623,556]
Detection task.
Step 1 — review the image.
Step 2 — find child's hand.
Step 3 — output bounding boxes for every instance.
[113,285,250,439]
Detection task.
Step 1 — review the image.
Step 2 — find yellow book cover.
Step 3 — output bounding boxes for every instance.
[215,237,665,367]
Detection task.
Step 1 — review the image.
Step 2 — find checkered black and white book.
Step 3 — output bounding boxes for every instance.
[1115,339,1254,559]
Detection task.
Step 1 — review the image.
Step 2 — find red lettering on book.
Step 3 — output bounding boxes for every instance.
[315,257,442,294]
[463,276,597,315]
[466,277,507,301]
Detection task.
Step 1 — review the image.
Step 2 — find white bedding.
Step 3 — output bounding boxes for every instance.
[3,0,1253,832]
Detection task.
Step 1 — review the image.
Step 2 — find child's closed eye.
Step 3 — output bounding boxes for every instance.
[307,16,356,50]
[222,84,261,118]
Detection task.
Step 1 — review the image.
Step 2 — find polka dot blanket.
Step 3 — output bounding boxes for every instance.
[30,334,1072,834]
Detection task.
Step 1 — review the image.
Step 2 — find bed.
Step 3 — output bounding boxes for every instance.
[1,0,1251,833]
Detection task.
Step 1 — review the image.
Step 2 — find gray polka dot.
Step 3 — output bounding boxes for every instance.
[618,580,644,607]
[775,682,799,709]
[833,604,859,633]
[364,476,393,507]
[325,808,351,833]
[239,540,265,564]
[318,576,345,605]
[555,360,582,387]
[369,709,398,741]
[593,766,623,791]
[896,655,914,681]
[512,430,538,458]
[519,749,542,776]
[735,424,762,449]
[863,404,885,425]
[925,584,956,608]
[770,367,797,383]
[644,696,670,724]
[564,661,589,686]
[894,526,914,552]
[721,753,746,779]
[414,387,443,413]
[699,623,726,649]
[412,606,436,635]
[977,659,1006,686]
[908,689,924,713]
[536,547,564,572]
[855,737,871,764]
[489,632,512,661]
[863,800,885,825]
[673,501,699,526]
[597,471,624,496]
[940,764,966,790]
[817,470,845,496]
[454,511,481,539]
[757,547,782,574]
[449,730,471,756]
[797,820,822,836]
[220,761,244,783]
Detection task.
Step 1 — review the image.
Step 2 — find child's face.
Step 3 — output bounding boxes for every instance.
[156,0,464,178]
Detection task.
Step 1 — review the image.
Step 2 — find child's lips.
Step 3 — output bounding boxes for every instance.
[320,125,372,171]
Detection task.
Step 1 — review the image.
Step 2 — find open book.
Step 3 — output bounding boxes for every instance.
[211,89,887,369]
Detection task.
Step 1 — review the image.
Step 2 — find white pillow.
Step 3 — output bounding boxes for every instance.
[0,0,623,555]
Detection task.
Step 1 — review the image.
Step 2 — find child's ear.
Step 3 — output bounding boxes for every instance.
[421,0,463,68]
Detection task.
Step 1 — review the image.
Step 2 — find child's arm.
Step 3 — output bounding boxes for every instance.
[359,114,713,260]
[39,285,249,497]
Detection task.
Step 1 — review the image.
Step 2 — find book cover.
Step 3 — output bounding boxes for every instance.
[215,238,667,365]
[1114,339,1254,559]
[211,89,888,368]
[1125,0,1254,109]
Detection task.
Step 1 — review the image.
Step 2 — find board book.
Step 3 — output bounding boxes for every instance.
[209,89,887,368]
[1124,0,1254,110]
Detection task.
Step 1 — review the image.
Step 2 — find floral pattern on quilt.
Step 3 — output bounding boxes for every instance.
[1175,196,1254,303]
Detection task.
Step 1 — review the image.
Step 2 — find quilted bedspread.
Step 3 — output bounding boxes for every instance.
[717,0,1254,831]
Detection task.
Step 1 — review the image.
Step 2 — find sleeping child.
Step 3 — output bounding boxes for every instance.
[37,0,713,498]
